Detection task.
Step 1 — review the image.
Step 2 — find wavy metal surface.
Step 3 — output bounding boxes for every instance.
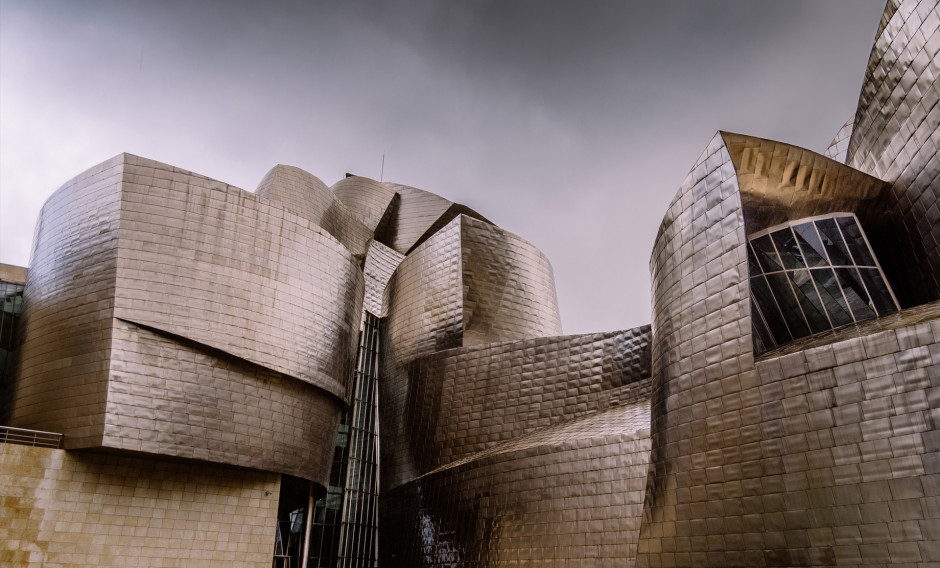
[723,132,891,236]
[638,132,755,567]
[823,116,854,163]
[640,128,940,567]
[381,403,652,567]
[256,164,373,260]
[382,215,562,368]
[362,239,405,318]
[380,327,651,491]
[847,0,940,305]
[331,175,398,234]
[373,183,492,255]
[11,154,361,484]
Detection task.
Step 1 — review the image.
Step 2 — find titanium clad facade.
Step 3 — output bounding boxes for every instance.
[11,154,362,484]
[380,328,651,492]
[332,176,399,234]
[3,2,940,566]
[381,403,653,567]
[847,0,940,305]
[256,164,373,261]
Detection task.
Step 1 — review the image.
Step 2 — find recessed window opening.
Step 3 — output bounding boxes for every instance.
[747,213,899,354]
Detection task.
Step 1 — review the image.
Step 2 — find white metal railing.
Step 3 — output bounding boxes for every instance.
[0,425,63,448]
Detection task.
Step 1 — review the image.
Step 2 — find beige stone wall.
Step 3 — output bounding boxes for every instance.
[0,443,280,567]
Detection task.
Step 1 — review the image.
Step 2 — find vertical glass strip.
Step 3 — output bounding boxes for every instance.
[771,227,806,270]
[836,216,876,266]
[751,234,782,273]
[766,272,811,339]
[750,276,794,345]
[792,222,828,267]
[858,268,899,316]
[810,268,854,327]
[815,218,851,266]
[835,267,876,322]
[787,270,831,334]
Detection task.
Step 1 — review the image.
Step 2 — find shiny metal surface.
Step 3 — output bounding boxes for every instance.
[847,0,940,305]
[723,132,892,237]
[382,214,562,368]
[331,175,399,234]
[255,164,373,260]
[11,154,362,484]
[381,403,652,566]
[380,327,651,492]
[824,116,854,163]
[374,183,492,255]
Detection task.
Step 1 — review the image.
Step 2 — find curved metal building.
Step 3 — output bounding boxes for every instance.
[1,1,939,567]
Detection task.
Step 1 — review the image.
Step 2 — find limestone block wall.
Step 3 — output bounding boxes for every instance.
[0,443,280,568]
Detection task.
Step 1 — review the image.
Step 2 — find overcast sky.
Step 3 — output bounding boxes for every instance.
[0,0,888,334]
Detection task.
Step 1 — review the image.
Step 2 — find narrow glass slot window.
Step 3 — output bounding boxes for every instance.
[771,227,806,270]
[836,216,876,266]
[858,268,898,316]
[810,268,854,327]
[750,299,776,352]
[750,276,792,344]
[792,222,828,267]
[787,270,830,334]
[815,218,851,266]
[766,272,810,338]
[836,267,876,322]
[751,234,782,273]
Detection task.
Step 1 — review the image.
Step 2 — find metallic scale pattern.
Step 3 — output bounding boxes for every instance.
[847,0,940,305]
[11,154,362,485]
[824,117,854,163]
[380,328,651,492]
[256,164,373,261]
[3,3,940,566]
[332,175,399,234]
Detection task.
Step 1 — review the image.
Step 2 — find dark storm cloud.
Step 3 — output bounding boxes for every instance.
[0,0,888,333]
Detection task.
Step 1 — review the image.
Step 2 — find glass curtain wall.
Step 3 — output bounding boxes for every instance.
[307,312,381,568]
[748,213,899,354]
[0,281,24,387]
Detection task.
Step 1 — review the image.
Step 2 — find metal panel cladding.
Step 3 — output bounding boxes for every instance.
[256,164,373,260]
[382,214,562,367]
[331,175,399,234]
[11,154,363,485]
[847,0,940,305]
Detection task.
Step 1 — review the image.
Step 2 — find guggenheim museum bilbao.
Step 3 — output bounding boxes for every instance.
[2,1,940,567]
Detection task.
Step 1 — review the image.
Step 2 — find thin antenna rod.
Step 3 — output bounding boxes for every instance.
[380,152,385,182]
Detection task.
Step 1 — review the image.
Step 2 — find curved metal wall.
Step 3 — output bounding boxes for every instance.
[256,164,373,260]
[12,154,362,485]
[846,0,940,305]
[382,214,562,368]
[381,404,652,567]
[10,155,126,448]
[639,132,755,567]
[331,175,399,234]
[380,328,651,492]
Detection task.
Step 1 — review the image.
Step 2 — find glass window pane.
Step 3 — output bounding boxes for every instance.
[750,299,776,353]
[750,276,792,345]
[766,272,811,339]
[836,216,875,266]
[751,234,782,273]
[810,268,854,327]
[835,267,876,322]
[787,270,830,334]
[792,222,828,267]
[816,218,851,265]
[747,242,763,277]
[771,227,806,270]
[858,268,898,316]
